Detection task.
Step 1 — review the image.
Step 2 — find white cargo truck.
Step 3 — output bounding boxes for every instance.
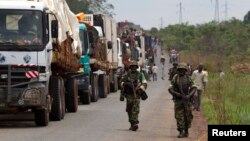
[0,0,82,126]
[82,14,119,98]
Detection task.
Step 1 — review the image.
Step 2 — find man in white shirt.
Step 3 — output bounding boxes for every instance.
[191,64,208,111]
[152,64,158,81]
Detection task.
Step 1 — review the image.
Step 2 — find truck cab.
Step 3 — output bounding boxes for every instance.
[0,0,81,126]
[0,1,53,126]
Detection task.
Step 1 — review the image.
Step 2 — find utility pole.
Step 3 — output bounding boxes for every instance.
[223,0,228,21]
[214,0,220,22]
[160,17,163,29]
[177,2,184,24]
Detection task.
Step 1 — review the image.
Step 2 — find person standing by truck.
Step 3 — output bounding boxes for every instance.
[152,63,158,81]
[120,61,147,131]
[160,54,166,80]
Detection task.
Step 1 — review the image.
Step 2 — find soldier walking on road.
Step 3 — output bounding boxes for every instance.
[168,63,197,138]
[120,61,148,131]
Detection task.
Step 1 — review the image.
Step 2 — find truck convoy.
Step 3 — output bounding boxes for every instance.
[0,0,151,127]
[77,13,119,101]
[116,21,154,74]
[0,0,82,126]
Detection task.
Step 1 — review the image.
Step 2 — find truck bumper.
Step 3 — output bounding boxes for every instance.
[0,87,47,112]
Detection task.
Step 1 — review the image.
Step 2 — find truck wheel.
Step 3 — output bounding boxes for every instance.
[34,108,49,126]
[114,74,118,92]
[117,76,121,90]
[106,75,110,94]
[110,74,118,92]
[80,85,92,104]
[66,78,78,112]
[98,74,107,98]
[58,77,65,119]
[49,76,63,121]
[91,74,99,102]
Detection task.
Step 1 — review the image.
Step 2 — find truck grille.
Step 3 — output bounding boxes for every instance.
[0,65,44,88]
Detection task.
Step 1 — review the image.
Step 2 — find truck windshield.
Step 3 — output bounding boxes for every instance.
[0,10,44,51]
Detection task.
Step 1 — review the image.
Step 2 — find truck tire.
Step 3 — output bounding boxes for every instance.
[110,74,118,92]
[58,77,65,119]
[98,74,107,98]
[106,74,110,94]
[49,76,63,121]
[66,78,78,112]
[34,108,49,126]
[114,74,118,92]
[91,74,99,102]
[80,85,91,104]
[117,76,121,90]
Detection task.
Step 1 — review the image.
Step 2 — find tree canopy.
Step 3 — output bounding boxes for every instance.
[66,0,114,16]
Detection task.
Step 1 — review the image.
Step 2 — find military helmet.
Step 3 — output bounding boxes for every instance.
[173,62,178,66]
[129,60,139,68]
[177,62,188,71]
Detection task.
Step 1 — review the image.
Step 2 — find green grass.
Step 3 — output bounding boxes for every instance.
[202,72,250,124]
[177,50,250,124]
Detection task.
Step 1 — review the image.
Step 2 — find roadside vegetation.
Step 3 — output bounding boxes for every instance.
[150,12,250,124]
[66,0,250,124]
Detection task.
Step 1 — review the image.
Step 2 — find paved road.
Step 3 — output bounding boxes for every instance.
[0,46,203,141]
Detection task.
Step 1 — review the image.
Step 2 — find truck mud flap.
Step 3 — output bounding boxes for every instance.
[34,107,49,126]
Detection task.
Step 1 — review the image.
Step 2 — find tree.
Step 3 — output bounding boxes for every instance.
[66,0,91,14]
[149,27,158,36]
[66,0,114,16]
[243,11,250,24]
[88,0,114,16]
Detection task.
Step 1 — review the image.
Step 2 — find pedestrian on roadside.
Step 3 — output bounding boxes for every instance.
[168,62,197,138]
[186,63,193,76]
[191,64,208,111]
[219,69,225,79]
[160,54,166,80]
[120,61,148,131]
[152,63,158,81]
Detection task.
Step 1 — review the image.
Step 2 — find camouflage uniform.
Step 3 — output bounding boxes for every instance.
[168,63,197,138]
[168,62,178,81]
[120,61,147,131]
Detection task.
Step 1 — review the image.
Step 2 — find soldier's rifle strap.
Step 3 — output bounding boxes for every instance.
[127,71,141,98]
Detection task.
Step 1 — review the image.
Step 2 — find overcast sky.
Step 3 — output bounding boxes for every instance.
[108,0,250,30]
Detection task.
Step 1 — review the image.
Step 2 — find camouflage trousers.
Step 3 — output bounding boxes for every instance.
[126,95,140,125]
[174,101,193,130]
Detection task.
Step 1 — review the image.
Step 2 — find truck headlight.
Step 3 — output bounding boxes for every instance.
[22,88,41,105]
[0,74,7,79]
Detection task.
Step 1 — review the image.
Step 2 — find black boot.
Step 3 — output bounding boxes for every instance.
[177,129,186,138]
[131,124,139,131]
[185,128,189,137]
[129,123,133,130]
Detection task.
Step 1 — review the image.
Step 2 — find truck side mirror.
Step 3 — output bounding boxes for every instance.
[107,41,112,49]
[51,20,58,38]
